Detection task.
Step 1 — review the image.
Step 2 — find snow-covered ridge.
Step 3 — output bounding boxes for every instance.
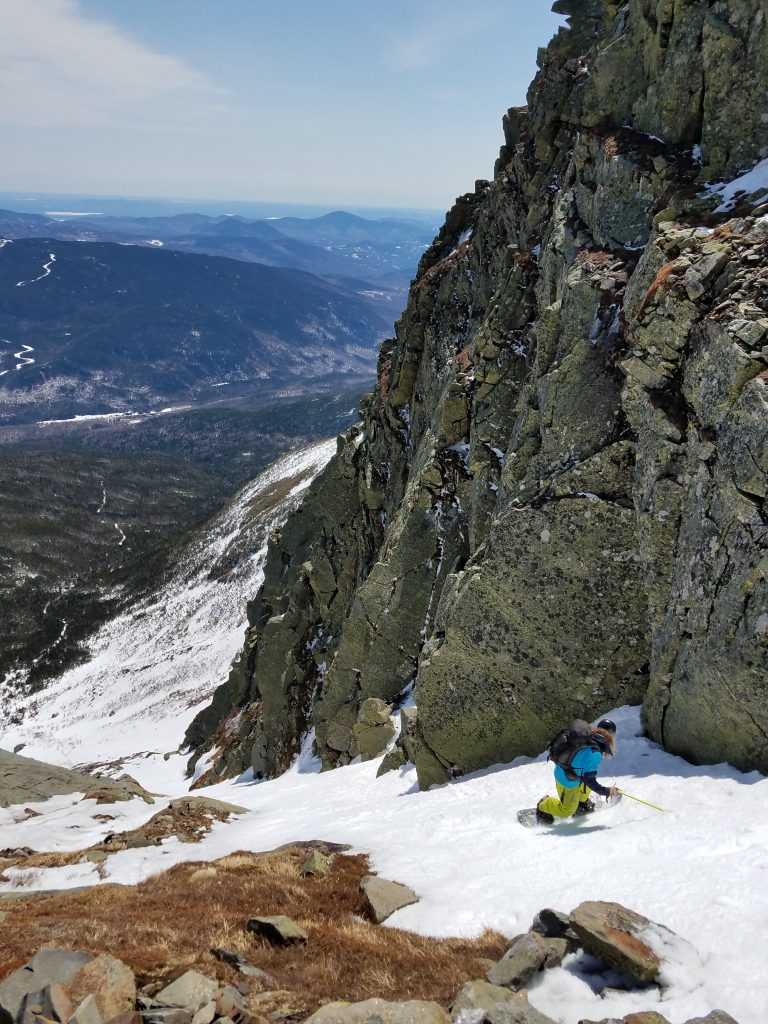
[1,439,336,767]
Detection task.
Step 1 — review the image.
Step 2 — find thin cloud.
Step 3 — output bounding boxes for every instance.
[0,0,227,130]
[384,2,503,71]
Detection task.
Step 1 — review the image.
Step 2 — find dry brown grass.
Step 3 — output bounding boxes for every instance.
[0,848,507,1017]
[453,345,473,372]
[636,261,679,319]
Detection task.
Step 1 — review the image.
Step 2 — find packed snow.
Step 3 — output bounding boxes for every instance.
[0,444,764,1024]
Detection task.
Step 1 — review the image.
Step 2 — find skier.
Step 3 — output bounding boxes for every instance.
[536,718,619,825]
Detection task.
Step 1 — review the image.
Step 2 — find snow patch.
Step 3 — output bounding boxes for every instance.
[709,157,768,212]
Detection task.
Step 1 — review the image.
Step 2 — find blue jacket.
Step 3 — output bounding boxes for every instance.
[555,745,611,796]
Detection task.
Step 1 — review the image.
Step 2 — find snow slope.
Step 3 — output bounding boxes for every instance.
[1,703,764,1024]
[1,439,336,765]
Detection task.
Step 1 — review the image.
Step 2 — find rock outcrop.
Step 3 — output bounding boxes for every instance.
[0,749,154,809]
[188,0,768,787]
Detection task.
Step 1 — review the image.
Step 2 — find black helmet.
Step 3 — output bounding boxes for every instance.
[596,718,616,734]
[591,732,611,754]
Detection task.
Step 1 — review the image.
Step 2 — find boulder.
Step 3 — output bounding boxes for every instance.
[0,950,93,1023]
[450,978,536,1019]
[530,908,578,949]
[303,999,450,1024]
[352,699,396,761]
[64,955,136,1023]
[487,933,552,987]
[359,876,419,924]
[214,987,245,1019]
[69,994,103,1024]
[376,746,407,777]
[168,797,247,816]
[569,901,699,985]
[458,1003,558,1023]
[300,850,331,877]
[246,915,308,945]
[0,749,153,809]
[154,972,219,1013]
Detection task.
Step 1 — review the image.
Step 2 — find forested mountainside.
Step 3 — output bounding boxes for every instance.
[188,0,768,787]
[0,238,388,424]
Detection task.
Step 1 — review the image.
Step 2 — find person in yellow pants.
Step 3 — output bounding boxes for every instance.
[537,719,618,825]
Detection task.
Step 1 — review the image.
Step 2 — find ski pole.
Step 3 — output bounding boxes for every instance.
[616,788,666,813]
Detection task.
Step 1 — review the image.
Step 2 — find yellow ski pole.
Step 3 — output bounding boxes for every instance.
[617,788,666,813]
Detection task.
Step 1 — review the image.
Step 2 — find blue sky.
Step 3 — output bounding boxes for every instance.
[1,0,563,212]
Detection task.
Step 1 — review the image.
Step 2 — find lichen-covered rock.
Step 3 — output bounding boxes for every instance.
[486,932,561,991]
[187,0,768,788]
[569,900,700,985]
[450,980,527,1019]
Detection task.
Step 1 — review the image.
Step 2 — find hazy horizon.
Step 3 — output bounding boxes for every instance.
[0,188,446,223]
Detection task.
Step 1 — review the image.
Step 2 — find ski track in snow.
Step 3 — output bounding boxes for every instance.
[15,252,56,287]
[0,344,35,377]
[0,440,764,1023]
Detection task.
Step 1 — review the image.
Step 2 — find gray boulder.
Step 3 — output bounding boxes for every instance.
[0,748,153,808]
[0,949,93,1023]
[359,876,419,924]
[451,981,557,1023]
[486,932,564,990]
[246,915,308,945]
[154,972,218,1013]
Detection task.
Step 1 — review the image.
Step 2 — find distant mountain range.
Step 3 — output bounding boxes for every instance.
[0,236,390,424]
[0,207,435,291]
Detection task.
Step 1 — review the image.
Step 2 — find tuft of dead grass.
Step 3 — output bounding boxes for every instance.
[636,261,680,319]
[0,847,507,1016]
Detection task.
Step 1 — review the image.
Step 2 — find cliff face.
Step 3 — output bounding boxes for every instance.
[187,0,768,787]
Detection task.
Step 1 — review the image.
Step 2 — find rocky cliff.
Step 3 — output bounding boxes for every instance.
[187,0,768,788]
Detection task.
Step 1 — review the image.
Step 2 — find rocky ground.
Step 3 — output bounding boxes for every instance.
[0,871,738,1024]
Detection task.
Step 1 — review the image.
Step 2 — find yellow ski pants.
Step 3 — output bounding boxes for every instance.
[538,781,592,819]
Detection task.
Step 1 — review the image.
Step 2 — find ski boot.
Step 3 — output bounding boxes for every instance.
[535,801,555,826]
[573,799,596,817]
